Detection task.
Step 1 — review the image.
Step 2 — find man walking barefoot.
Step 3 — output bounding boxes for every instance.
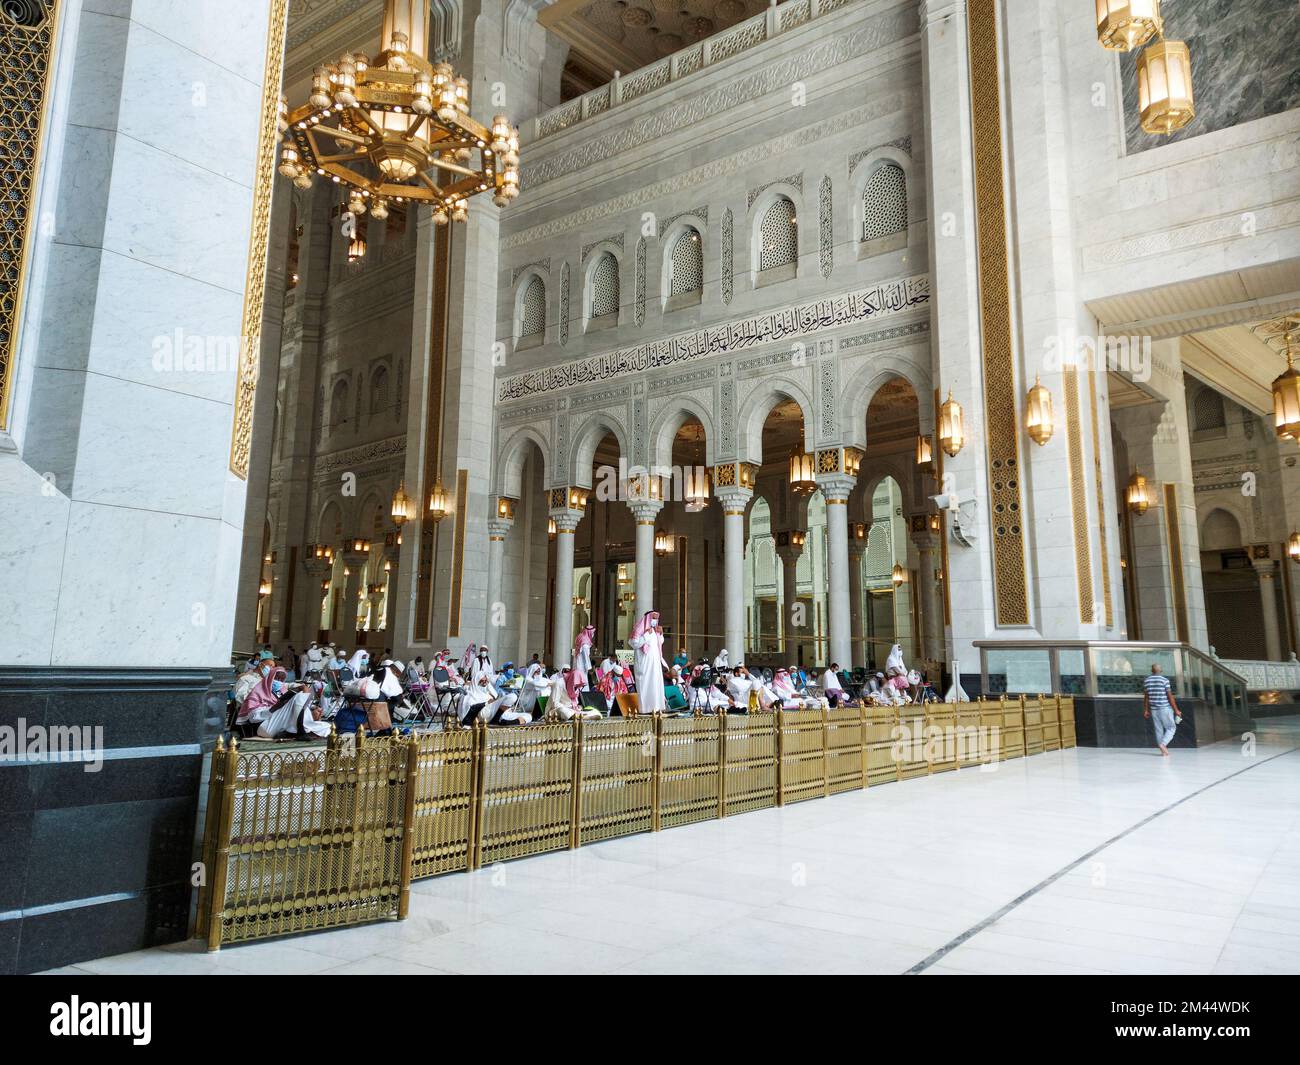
[1143,663,1181,757]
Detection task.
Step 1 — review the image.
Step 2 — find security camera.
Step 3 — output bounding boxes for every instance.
[931,492,960,512]
[931,491,978,547]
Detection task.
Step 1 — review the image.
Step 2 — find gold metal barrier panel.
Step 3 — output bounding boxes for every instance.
[955,701,983,768]
[407,729,477,879]
[1042,696,1062,753]
[865,705,900,786]
[475,721,575,867]
[722,713,778,815]
[1023,695,1045,757]
[826,706,866,793]
[658,715,722,828]
[779,709,829,804]
[897,710,930,780]
[576,716,656,844]
[198,732,409,950]
[1060,696,1077,748]
[1000,696,1026,760]
[925,704,959,774]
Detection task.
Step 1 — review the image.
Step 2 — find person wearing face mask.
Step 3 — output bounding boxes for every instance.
[346,649,370,678]
[237,666,288,732]
[629,611,668,715]
[548,666,602,721]
[463,647,526,725]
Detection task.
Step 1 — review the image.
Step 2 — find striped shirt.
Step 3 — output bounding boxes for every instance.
[1143,672,1172,709]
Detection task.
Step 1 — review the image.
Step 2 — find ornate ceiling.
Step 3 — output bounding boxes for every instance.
[283,0,764,102]
[540,0,767,97]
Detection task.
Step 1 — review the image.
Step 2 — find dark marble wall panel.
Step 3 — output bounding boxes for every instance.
[0,668,229,974]
[1121,0,1300,153]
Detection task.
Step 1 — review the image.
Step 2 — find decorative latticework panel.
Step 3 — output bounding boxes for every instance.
[408,730,477,879]
[520,274,546,337]
[476,724,576,865]
[589,251,619,317]
[634,235,647,325]
[862,162,907,241]
[720,208,734,303]
[779,710,827,803]
[559,261,570,345]
[669,228,703,296]
[722,714,777,815]
[658,715,721,828]
[968,0,1028,624]
[759,195,798,271]
[818,175,833,278]
[0,0,58,431]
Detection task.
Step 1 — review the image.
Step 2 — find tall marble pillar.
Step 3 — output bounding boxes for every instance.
[776,539,804,660]
[911,527,943,669]
[550,508,583,666]
[1254,556,1284,662]
[848,534,866,669]
[819,475,855,668]
[339,552,367,643]
[717,486,752,660]
[486,513,513,643]
[630,500,663,620]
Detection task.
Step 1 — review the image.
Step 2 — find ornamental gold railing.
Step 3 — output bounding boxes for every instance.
[197,695,1075,949]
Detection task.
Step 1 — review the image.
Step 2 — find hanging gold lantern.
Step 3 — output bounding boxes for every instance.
[347,235,367,261]
[1126,471,1152,515]
[938,391,964,457]
[1025,376,1054,446]
[915,433,933,468]
[390,480,412,526]
[1137,36,1195,135]
[428,479,449,523]
[258,579,272,598]
[891,563,907,587]
[617,562,629,583]
[654,530,675,557]
[1273,329,1300,441]
[684,467,711,513]
[1289,533,1300,563]
[547,517,556,542]
[788,445,816,496]
[1095,0,1162,51]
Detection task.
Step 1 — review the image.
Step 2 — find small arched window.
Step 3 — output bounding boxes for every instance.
[329,378,350,433]
[759,196,798,273]
[669,228,704,297]
[370,365,389,415]
[1193,388,1226,432]
[519,275,546,339]
[589,252,619,320]
[862,163,908,242]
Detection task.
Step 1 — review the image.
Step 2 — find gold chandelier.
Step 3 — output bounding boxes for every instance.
[1095,1,1162,52]
[277,0,520,222]
[789,444,816,496]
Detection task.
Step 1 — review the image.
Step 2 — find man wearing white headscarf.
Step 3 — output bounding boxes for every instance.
[346,649,370,677]
[572,625,596,690]
[713,648,730,672]
[629,610,668,715]
[457,643,478,677]
[464,646,525,725]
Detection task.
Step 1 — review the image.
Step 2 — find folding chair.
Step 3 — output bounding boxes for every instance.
[431,666,464,722]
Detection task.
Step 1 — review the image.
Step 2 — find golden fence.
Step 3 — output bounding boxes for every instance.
[198,695,1077,949]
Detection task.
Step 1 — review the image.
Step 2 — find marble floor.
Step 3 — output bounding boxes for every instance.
[47,717,1300,976]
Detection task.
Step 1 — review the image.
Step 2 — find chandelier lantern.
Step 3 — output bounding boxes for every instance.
[1095,1,1162,52]
[1272,326,1300,441]
[278,1,520,220]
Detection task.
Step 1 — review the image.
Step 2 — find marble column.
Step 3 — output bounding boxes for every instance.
[630,500,664,620]
[848,533,866,668]
[776,539,804,660]
[339,553,367,642]
[911,527,943,669]
[550,508,583,666]
[717,486,752,660]
[486,515,513,642]
[819,475,855,669]
[1254,556,1283,661]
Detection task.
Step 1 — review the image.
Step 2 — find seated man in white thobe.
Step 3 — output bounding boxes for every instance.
[821,663,846,707]
[516,662,551,720]
[465,647,526,725]
[726,665,772,713]
[257,687,331,740]
[547,668,602,721]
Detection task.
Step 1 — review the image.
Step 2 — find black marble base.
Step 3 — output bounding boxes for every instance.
[1072,696,1249,749]
[0,667,230,974]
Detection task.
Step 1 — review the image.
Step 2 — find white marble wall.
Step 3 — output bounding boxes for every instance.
[0,0,278,667]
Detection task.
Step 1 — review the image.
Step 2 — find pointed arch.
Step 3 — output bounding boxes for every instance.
[497,423,552,499]
[569,409,630,486]
[736,376,816,465]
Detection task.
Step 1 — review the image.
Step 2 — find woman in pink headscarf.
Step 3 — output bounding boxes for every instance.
[572,625,596,690]
[629,610,667,715]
